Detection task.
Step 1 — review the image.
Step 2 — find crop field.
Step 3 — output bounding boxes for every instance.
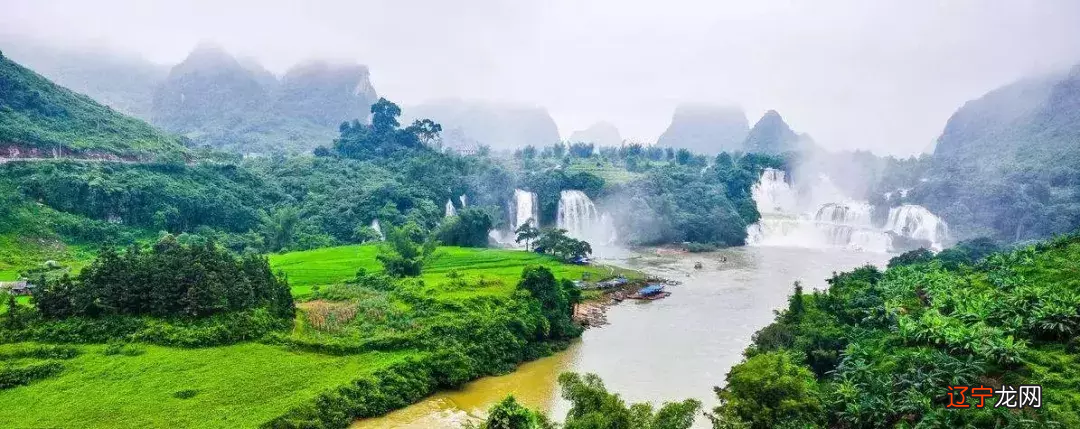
[270,245,631,298]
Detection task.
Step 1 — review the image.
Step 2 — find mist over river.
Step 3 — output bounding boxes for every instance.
[353,246,890,428]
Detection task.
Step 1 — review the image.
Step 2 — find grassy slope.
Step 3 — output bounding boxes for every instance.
[270,244,628,298]
[566,158,644,185]
[0,343,409,429]
[0,54,186,157]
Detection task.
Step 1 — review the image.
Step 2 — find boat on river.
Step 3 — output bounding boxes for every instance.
[627,284,670,300]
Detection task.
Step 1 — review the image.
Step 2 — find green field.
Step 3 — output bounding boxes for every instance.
[0,342,409,428]
[270,244,629,298]
[566,159,644,185]
[0,244,631,428]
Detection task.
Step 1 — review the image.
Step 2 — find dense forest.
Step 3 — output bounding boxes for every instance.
[709,233,1080,428]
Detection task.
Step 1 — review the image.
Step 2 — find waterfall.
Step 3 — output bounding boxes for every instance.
[751,168,797,215]
[511,189,539,231]
[557,190,617,244]
[744,168,949,252]
[884,205,949,251]
[370,219,384,240]
[459,194,467,208]
[444,199,457,217]
[745,170,901,252]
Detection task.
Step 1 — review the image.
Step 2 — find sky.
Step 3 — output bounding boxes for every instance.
[3,0,1080,156]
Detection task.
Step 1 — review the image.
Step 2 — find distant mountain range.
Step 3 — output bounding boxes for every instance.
[656,104,808,155]
[1,38,378,154]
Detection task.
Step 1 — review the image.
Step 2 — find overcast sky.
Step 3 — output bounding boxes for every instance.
[4,0,1080,155]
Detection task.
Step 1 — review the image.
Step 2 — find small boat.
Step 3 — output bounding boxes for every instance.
[627,284,671,300]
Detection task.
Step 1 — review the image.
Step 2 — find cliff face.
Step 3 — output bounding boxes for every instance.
[151,43,270,133]
[656,104,748,154]
[933,65,1080,171]
[275,61,378,128]
[147,45,379,153]
[568,122,622,146]
[742,110,800,155]
[407,99,561,151]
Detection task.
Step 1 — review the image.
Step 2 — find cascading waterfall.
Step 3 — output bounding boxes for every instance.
[751,168,797,215]
[444,199,457,217]
[511,189,539,231]
[744,169,947,252]
[458,194,467,208]
[884,205,949,251]
[557,190,617,245]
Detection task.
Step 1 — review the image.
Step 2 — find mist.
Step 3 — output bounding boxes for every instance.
[4,0,1080,155]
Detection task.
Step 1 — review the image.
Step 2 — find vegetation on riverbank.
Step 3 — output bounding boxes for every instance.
[710,232,1080,428]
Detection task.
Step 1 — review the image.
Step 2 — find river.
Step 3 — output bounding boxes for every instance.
[353,246,890,428]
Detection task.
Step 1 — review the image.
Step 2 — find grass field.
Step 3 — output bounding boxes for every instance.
[270,245,631,298]
[0,342,411,429]
[0,244,632,428]
[566,159,645,185]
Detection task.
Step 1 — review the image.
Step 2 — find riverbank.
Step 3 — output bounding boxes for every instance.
[348,246,891,428]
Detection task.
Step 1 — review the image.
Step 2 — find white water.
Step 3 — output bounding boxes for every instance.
[370,219,384,240]
[745,169,947,252]
[512,189,539,231]
[750,168,797,215]
[884,205,949,251]
[459,195,468,208]
[445,199,457,217]
[556,190,617,245]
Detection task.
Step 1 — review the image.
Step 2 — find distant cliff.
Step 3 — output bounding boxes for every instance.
[407,99,561,151]
[568,122,621,146]
[656,104,748,154]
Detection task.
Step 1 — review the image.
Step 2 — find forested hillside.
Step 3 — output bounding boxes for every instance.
[886,64,1080,242]
[712,233,1080,428]
[0,52,187,159]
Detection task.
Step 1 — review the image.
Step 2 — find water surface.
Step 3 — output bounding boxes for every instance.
[354,246,889,428]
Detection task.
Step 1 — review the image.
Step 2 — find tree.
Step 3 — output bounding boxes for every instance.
[405,118,443,148]
[517,266,578,339]
[473,395,553,429]
[260,207,300,252]
[370,98,401,134]
[438,208,493,247]
[710,351,821,429]
[558,372,701,429]
[377,224,432,277]
[533,228,592,261]
[515,223,541,251]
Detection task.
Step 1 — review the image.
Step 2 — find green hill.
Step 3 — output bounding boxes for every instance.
[0,51,187,159]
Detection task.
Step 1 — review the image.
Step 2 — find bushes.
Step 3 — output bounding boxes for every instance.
[4,308,289,347]
[0,360,64,390]
[0,344,79,360]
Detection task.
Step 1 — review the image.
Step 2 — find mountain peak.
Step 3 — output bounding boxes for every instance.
[656,103,748,154]
[743,110,799,154]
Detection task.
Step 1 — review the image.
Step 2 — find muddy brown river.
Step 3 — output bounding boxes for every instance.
[353,246,890,428]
